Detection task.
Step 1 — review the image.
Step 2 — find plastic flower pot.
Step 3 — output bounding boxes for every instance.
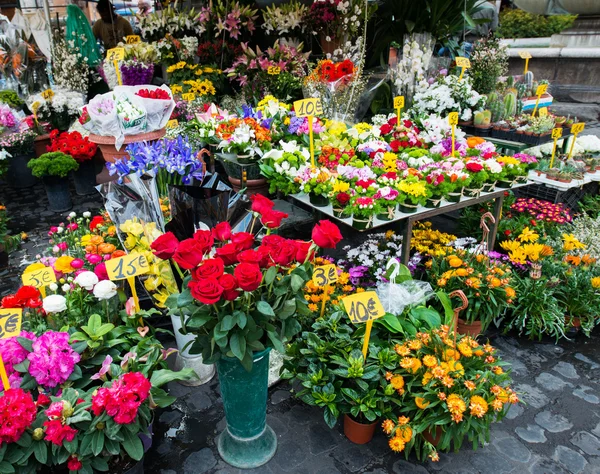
[446,190,463,203]
[33,134,51,158]
[463,187,481,198]
[481,182,496,193]
[456,318,482,337]
[42,175,72,212]
[496,179,513,188]
[72,160,98,196]
[398,203,418,214]
[377,206,396,221]
[309,193,329,207]
[7,152,37,188]
[343,415,377,444]
[216,348,277,469]
[425,198,441,209]
[89,128,166,163]
[170,313,215,386]
[352,216,372,230]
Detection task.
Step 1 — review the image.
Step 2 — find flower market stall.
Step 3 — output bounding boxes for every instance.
[1,0,600,472]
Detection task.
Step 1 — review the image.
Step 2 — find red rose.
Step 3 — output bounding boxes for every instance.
[216,242,239,265]
[271,241,297,267]
[172,239,206,270]
[233,262,263,292]
[192,258,224,280]
[390,140,401,152]
[335,193,350,206]
[1,295,21,308]
[15,286,40,302]
[466,162,483,173]
[219,274,239,301]
[193,230,214,254]
[311,220,342,249]
[260,209,288,229]
[250,194,274,215]
[89,216,104,231]
[238,249,263,264]
[212,222,232,241]
[67,456,83,472]
[380,124,392,135]
[295,241,314,263]
[150,232,179,260]
[231,232,254,251]
[189,277,224,304]
[262,235,285,247]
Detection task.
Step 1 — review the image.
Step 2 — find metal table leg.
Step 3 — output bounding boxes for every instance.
[488,194,505,250]
[401,218,415,266]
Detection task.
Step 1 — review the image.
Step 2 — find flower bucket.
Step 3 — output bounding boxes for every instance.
[376,206,396,221]
[42,175,72,212]
[481,182,496,193]
[464,187,481,198]
[7,152,37,188]
[227,176,269,198]
[332,207,345,219]
[236,154,256,165]
[89,128,166,163]
[309,193,329,207]
[456,318,482,337]
[34,133,51,158]
[216,348,277,469]
[446,190,463,203]
[398,203,418,214]
[425,198,441,209]
[496,179,513,188]
[352,216,372,231]
[343,415,377,444]
[72,160,98,196]
[171,314,215,386]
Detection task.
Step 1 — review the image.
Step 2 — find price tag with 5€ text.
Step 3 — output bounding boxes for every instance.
[0,309,22,339]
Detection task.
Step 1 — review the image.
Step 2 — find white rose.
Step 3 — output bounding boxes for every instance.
[93,280,117,300]
[62,283,71,292]
[57,227,64,234]
[49,283,58,291]
[74,271,99,290]
[43,294,67,313]
[68,212,76,218]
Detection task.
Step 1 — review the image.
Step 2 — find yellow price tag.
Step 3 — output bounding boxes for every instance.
[41,89,54,100]
[539,107,548,117]
[0,309,22,339]
[455,57,471,68]
[536,84,548,96]
[182,93,196,102]
[166,119,179,129]
[125,35,141,44]
[448,112,459,126]
[293,98,323,118]
[519,51,532,59]
[107,47,125,61]
[343,291,386,324]
[106,253,150,281]
[393,96,405,109]
[571,122,585,135]
[22,266,56,288]
[551,128,563,140]
[312,265,338,287]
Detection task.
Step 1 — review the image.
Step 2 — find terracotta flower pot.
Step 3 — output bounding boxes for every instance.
[89,128,167,163]
[343,415,377,445]
[34,134,51,157]
[422,426,443,446]
[227,176,269,197]
[456,318,482,337]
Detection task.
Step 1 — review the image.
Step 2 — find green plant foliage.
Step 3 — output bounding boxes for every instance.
[0,90,24,110]
[27,151,79,178]
[496,9,576,39]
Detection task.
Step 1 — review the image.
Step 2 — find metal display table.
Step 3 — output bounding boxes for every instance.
[290,182,532,266]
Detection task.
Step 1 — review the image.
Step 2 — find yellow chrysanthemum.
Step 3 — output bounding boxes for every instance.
[469,395,489,418]
[388,436,406,453]
[422,355,438,367]
[500,240,521,253]
[457,341,473,358]
[381,419,395,435]
[390,375,404,390]
[591,277,600,289]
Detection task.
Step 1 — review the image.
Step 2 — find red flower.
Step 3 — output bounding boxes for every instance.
[218,274,239,301]
[261,235,285,247]
[0,388,36,445]
[172,239,206,270]
[150,232,179,260]
[295,240,314,263]
[1,294,22,308]
[233,262,263,292]
[44,419,77,445]
[335,193,350,206]
[466,162,483,173]
[380,124,393,135]
[250,194,274,215]
[36,393,51,406]
[212,222,232,241]
[215,243,239,266]
[271,241,297,267]
[336,59,354,77]
[237,249,263,265]
[189,277,224,304]
[193,230,214,254]
[260,209,288,229]
[231,232,254,251]
[89,216,104,231]
[192,258,224,280]
[504,230,511,236]
[311,220,342,249]
[67,456,83,472]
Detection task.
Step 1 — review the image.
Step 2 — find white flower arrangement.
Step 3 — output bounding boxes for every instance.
[28,87,86,127]
[417,114,467,147]
[52,35,91,92]
[392,35,434,105]
[262,0,308,36]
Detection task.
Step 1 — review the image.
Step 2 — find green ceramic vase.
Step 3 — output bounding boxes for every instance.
[216,348,277,469]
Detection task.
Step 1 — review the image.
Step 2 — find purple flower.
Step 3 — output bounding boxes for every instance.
[349,266,369,278]
[90,355,113,381]
[0,331,36,374]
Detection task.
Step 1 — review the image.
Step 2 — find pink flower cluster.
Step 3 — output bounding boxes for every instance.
[511,198,572,224]
[0,388,37,445]
[27,332,80,388]
[0,105,16,129]
[0,331,36,390]
[92,372,151,424]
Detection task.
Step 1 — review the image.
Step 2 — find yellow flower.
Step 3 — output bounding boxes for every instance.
[332,180,350,193]
[500,240,521,253]
[394,344,411,356]
[508,248,528,265]
[124,234,138,250]
[390,375,404,390]
[308,303,318,312]
[381,419,395,435]
[398,180,428,197]
[446,394,466,423]
[203,67,214,73]
[469,395,488,418]
[457,341,473,357]
[54,256,75,273]
[422,371,433,385]
[562,233,586,251]
[464,380,476,391]
[388,436,406,453]
[523,243,545,261]
[448,257,463,268]
[415,397,430,409]
[591,277,600,289]
[121,220,144,236]
[422,355,438,367]
[442,348,460,361]
[170,84,183,94]
[397,425,412,442]
[408,339,422,351]
[518,227,539,243]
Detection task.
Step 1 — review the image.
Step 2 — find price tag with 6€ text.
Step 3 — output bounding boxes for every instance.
[0,309,22,339]
[22,266,56,288]
[294,98,323,118]
[393,96,405,109]
[342,291,386,324]
[455,57,471,68]
[312,264,338,287]
[106,253,149,281]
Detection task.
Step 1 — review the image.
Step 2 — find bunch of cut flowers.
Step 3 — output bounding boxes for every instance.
[215,115,272,159]
[47,129,97,162]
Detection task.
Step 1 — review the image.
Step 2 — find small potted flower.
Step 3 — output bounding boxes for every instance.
[296,165,334,207]
[464,160,489,197]
[345,196,375,230]
[496,156,525,187]
[398,176,428,213]
[216,116,272,164]
[373,186,400,221]
[481,158,504,192]
[27,151,78,212]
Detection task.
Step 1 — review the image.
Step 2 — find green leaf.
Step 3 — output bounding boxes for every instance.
[187,314,213,329]
[221,315,235,331]
[16,337,33,352]
[291,274,304,293]
[0,461,15,473]
[104,438,120,456]
[91,430,104,456]
[67,364,82,382]
[237,312,247,329]
[150,368,196,388]
[150,387,177,408]
[68,410,92,424]
[33,442,47,464]
[279,299,296,319]
[341,387,359,401]
[436,290,455,326]
[122,429,144,461]
[267,331,285,354]
[91,457,109,471]
[230,332,246,361]
[323,408,338,429]
[257,301,275,317]
[264,266,278,285]
[410,306,441,329]
[178,289,194,308]
[95,323,115,338]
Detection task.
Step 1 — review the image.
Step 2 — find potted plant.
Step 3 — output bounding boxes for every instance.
[1,129,38,188]
[373,186,400,221]
[464,160,488,197]
[472,110,492,136]
[381,327,520,461]
[398,176,428,212]
[28,152,78,212]
[345,196,375,230]
[297,165,334,207]
[331,191,351,218]
[47,129,99,195]
[155,205,342,468]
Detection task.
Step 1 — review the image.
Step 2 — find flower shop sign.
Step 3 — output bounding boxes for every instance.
[105,253,149,312]
[342,291,385,359]
[0,308,22,390]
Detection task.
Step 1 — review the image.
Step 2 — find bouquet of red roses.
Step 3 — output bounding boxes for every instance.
[136,88,171,100]
[153,194,343,370]
[47,129,97,163]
